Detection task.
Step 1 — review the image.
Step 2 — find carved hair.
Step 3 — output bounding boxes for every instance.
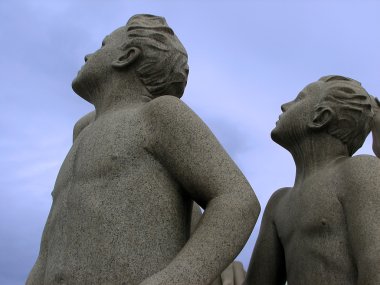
[316,75,374,156]
[123,14,189,98]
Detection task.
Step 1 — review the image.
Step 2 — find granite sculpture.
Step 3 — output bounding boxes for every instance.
[191,204,246,285]
[371,97,380,158]
[244,76,380,285]
[26,14,260,285]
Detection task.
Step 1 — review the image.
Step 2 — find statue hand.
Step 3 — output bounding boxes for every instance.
[220,261,246,285]
[139,261,246,285]
[138,276,161,285]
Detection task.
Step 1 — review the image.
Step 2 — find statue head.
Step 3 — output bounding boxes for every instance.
[72,14,189,101]
[123,14,189,98]
[272,75,374,156]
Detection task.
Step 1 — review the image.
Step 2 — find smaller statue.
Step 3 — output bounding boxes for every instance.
[245,76,380,285]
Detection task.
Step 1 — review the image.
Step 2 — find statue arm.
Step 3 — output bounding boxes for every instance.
[342,156,380,284]
[190,203,202,235]
[244,189,287,285]
[370,96,380,158]
[142,95,260,285]
[73,110,96,142]
[372,112,380,158]
[191,203,247,285]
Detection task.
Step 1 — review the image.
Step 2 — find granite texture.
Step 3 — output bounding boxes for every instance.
[245,76,380,285]
[26,14,260,285]
[371,97,380,158]
[191,204,246,285]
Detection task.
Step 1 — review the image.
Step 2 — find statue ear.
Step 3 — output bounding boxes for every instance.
[308,106,333,130]
[112,47,141,69]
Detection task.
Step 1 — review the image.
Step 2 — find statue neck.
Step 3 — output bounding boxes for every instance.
[289,134,349,188]
[90,75,153,118]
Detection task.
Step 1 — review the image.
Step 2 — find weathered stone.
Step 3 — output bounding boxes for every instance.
[27,14,260,285]
[245,76,380,284]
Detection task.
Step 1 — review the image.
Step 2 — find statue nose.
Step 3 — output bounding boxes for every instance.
[281,102,292,112]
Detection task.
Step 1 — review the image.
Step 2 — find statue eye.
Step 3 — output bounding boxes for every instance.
[295,92,306,101]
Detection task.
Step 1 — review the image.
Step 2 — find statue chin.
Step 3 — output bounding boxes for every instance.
[271,127,290,151]
[72,76,92,103]
[71,76,80,94]
[270,127,282,144]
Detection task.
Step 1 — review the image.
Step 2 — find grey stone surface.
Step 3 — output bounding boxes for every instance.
[245,76,380,285]
[191,204,246,285]
[26,14,260,285]
[371,97,380,158]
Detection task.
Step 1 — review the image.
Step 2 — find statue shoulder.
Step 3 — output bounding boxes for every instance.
[263,187,290,218]
[73,110,96,142]
[141,95,199,131]
[340,154,380,176]
[338,154,380,198]
[143,95,189,115]
[269,187,290,205]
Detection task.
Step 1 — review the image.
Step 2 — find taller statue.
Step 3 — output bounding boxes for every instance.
[27,14,260,285]
[244,76,380,285]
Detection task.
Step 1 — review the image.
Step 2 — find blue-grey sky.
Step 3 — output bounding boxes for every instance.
[1,1,379,284]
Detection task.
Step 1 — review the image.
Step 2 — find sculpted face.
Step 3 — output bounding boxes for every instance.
[72,26,129,102]
[271,82,322,148]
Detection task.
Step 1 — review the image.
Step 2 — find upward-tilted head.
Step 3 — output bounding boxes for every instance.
[72,14,189,101]
[124,14,189,98]
[312,76,373,155]
[272,75,374,156]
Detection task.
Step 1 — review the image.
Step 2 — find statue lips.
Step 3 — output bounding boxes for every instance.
[276,114,283,125]
[77,62,87,75]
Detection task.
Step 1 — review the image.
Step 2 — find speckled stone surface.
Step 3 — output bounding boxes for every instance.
[245,76,380,285]
[27,14,260,285]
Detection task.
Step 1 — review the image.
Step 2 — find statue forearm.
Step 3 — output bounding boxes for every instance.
[140,192,259,285]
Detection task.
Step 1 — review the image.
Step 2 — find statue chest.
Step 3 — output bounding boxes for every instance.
[52,113,148,197]
[274,180,347,247]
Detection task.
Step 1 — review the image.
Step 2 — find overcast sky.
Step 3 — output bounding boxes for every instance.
[1,1,379,284]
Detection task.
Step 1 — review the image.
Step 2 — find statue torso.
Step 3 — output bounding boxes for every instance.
[274,165,357,285]
[29,108,192,285]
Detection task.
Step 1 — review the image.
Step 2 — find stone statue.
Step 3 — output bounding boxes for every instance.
[244,75,380,285]
[190,204,247,285]
[26,14,260,285]
[371,97,380,158]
